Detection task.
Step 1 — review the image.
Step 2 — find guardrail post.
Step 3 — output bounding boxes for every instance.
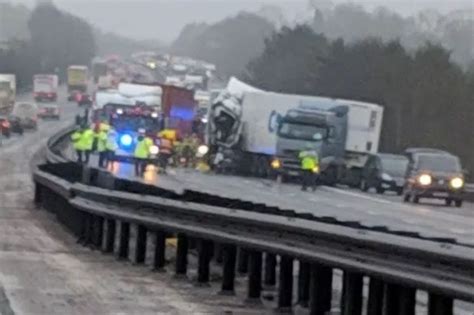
[428,293,453,315]
[247,250,262,301]
[134,225,147,264]
[152,231,166,272]
[220,244,236,295]
[103,219,116,253]
[278,255,294,312]
[93,216,104,249]
[264,253,277,287]
[367,278,384,315]
[175,233,188,277]
[309,264,333,315]
[237,248,249,274]
[197,239,212,285]
[340,271,363,315]
[298,261,310,307]
[118,221,130,260]
[384,283,416,315]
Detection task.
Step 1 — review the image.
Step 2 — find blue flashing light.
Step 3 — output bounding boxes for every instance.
[120,134,133,147]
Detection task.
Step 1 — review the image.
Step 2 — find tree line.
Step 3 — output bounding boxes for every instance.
[245,25,474,175]
[0,2,96,88]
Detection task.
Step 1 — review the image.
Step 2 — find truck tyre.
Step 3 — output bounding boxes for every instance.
[396,188,403,196]
[455,200,463,208]
[325,166,338,186]
[413,195,420,204]
[360,179,369,192]
[445,198,453,206]
[376,186,385,194]
[403,193,411,202]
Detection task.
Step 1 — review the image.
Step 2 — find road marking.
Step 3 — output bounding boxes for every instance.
[322,186,394,205]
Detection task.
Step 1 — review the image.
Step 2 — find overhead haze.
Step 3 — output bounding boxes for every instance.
[10,0,473,42]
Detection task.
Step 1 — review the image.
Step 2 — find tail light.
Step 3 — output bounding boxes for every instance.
[1,121,10,128]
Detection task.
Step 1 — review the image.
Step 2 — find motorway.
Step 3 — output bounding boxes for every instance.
[0,92,262,314]
[62,153,474,247]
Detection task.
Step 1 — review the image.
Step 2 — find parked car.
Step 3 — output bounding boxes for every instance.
[360,153,408,195]
[38,103,60,120]
[11,102,39,130]
[403,148,465,207]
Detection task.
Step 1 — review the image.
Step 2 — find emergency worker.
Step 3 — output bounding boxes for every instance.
[158,135,173,173]
[81,125,94,165]
[105,128,118,168]
[134,128,153,177]
[71,126,85,163]
[95,127,108,168]
[299,145,319,191]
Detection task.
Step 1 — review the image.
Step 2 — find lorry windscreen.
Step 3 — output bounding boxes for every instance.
[111,115,159,133]
[278,123,327,141]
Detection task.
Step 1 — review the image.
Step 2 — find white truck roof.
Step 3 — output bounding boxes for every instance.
[118,83,162,98]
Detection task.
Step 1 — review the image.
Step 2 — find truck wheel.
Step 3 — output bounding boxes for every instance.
[376,186,385,194]
[403,193,411,202]
[325,166,338,186]
[455,200,463,208]
[396,188,403,196]
[445,198,453,206]
[413,195,420,204]
[360,179,369,192]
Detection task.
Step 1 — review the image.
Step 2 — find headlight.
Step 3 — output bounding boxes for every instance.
[116,108,124,115]
[271,159,281,169]
[312,165,320,173]
[381,173,392,181]
[197,145,209,156]
[450,177,464,189]
[418,174,432,186]
[151,112,158,118]
[149,145,159,155]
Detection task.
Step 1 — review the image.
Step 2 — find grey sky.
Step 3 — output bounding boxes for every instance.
[10,0,474,42]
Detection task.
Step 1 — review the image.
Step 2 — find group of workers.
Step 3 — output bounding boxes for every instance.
[71,122,117,168]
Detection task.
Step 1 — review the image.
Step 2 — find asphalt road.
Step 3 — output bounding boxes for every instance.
[69,158,473,247]
[1,92,266,314]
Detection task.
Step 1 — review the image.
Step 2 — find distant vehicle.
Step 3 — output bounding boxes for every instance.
[11,102,39,130]
[77,93,93,107]
[92,58,108,83]
[38,103,60,120]
[360,153,408,195]
[0,116,11,137]
[33,74,58,102]
[0,74,16,114]
[403,149,465,207]
[67,65,88,100]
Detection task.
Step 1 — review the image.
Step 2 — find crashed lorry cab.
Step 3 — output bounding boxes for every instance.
[207,77,383,185]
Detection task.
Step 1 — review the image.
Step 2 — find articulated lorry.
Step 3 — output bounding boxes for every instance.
[0,74,16,114]
[208,78,383,185]
[33,74,58,102]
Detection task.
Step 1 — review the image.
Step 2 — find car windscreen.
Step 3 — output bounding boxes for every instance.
[111,115,159,133]
[278,123,327,141]
[380,157,408,176]
[417,154,461,173]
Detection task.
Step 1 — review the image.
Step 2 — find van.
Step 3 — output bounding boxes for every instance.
[11,102,39,129]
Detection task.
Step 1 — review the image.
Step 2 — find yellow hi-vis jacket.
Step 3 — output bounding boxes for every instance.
[134,137,153,159]
[299,150,319,170]
[95,131,108,152]
[71,130,84,150]
[81,128,94,151]
[106,131,118,151]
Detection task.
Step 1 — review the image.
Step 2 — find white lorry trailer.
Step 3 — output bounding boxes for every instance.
[33,74,59,102]
[208,78,383,185]
[0,74,16,114]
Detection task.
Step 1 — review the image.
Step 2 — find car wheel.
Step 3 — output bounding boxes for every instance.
[445,198,453,206]
[376,186,385,194]
[360,179,369,192]
[413,195,420,204]
[455,200,463,208]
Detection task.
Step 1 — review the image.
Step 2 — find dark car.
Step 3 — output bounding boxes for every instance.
[0,116,24,137]
[77,93,93,107]
[403,149,465,207]
[360,153,408,195]
[38,104,61,120]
